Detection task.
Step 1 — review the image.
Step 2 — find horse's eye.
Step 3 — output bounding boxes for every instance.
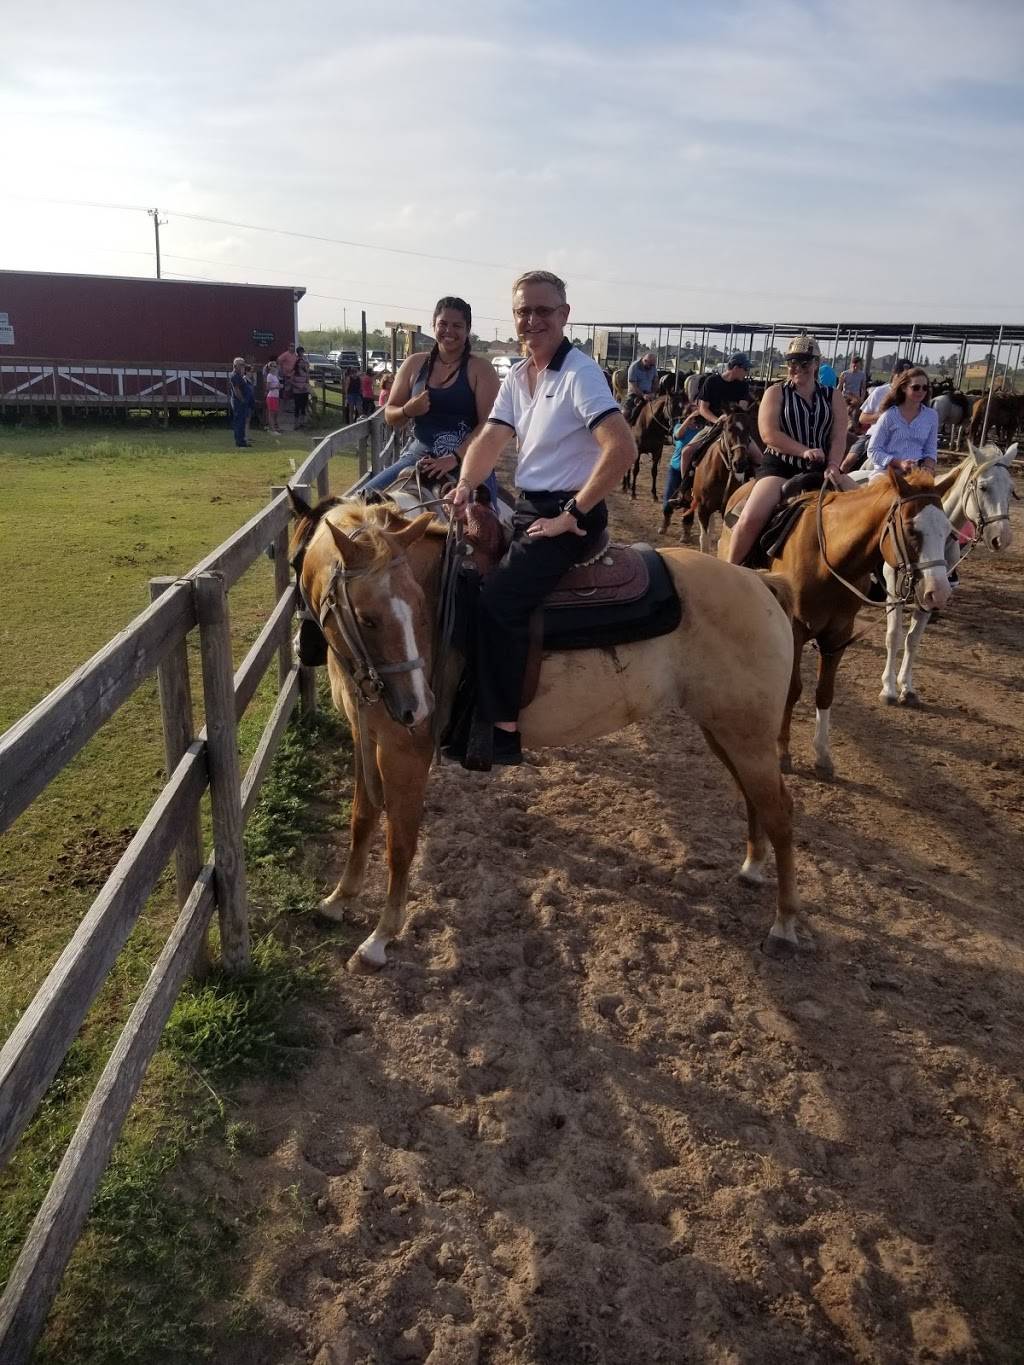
[356,613,378,629]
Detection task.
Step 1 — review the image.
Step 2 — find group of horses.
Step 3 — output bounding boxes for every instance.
[285,371,1017,976]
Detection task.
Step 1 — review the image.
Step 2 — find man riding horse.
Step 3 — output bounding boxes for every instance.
[621,350,659,425]
[445,270,636,766]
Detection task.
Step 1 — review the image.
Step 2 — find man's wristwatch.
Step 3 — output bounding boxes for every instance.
[562,497,587,528]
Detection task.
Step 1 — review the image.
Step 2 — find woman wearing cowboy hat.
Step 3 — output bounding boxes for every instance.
[726,334,852,566]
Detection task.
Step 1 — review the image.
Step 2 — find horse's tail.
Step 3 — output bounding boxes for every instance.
[759,571,795,620]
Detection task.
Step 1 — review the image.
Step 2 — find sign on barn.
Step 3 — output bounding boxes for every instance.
[251,328,275,346]
[0,312,14,346]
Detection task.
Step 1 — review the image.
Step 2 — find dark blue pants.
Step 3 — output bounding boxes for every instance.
[662,464,683,515]
[476,493,607,723]
[231,403,248,447]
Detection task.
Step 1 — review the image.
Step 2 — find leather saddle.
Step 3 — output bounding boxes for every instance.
[540,538,679,648]
[723,470,824,568]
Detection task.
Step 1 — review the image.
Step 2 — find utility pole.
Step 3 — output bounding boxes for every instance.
[148,208,167,279]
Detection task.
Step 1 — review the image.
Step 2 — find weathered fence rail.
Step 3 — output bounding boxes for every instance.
[0,405,400,1363]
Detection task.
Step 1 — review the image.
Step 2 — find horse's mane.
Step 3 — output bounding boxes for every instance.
[321,499,411,570]
[291,492,412,573]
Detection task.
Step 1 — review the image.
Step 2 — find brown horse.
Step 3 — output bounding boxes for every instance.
[970,391,1020,445]
[289,493,806,971]
[687,412,758,554]
[623,391,684,500]
[719,468,954,777]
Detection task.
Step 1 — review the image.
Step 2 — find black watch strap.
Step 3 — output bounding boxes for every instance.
[563,497,587,528]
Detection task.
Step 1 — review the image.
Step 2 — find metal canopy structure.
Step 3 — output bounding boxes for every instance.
[572,319,1023,441]
[575,318,1023,385]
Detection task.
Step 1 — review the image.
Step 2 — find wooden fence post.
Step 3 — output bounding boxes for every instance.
[193,573,250,972]
[269,490,293,692]
[369,412,382,472]
[52,366,62,428]
[149,577,208,976]
[358,431,369,476]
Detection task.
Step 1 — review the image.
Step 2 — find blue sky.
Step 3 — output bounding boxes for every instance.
[2,0,1022,344]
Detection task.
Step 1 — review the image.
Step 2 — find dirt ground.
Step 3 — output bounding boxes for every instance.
[215,476,1024,1365]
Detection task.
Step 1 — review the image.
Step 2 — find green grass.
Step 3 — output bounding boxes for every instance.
[0,423,359,1361]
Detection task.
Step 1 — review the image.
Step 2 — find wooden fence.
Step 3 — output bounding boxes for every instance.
[0,407,395,1362]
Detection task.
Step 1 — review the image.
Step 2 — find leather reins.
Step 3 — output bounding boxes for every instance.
[814,483,950,611]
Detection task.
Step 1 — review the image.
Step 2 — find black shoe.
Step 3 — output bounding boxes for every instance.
[492,729,523,766]
[441,727,522,768]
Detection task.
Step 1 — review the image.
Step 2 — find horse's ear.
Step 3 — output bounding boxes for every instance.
[287,485,313,519]
[1004,442,1018,465]
[885,464,907,494]
[325,519,356,558]
[389,511,436,549]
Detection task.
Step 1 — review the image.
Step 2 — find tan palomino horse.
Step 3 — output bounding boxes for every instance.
[719,467,954,778]
[290,494,805,970]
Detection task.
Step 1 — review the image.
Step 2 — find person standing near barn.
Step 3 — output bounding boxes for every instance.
[291,346,311,429]
[229,356,253,448]
[360,368,375,417]
[264,359,282,435]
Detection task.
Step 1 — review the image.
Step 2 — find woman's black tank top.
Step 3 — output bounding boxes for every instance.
[413,352,476,455]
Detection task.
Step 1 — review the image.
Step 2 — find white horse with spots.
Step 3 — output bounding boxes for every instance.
[881,442,1017,706]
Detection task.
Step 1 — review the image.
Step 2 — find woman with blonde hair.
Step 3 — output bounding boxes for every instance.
[863,367,938,479]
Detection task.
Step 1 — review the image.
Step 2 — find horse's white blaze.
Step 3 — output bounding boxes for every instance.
[912,504,953,610]
[391,596,431,724]
[813,707,832,767]
[358,929,389,966]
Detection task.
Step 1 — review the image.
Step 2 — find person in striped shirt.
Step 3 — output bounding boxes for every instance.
[726,334,851,566]
[864,368,938,479]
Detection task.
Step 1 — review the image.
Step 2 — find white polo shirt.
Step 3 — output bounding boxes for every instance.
[862,382,890,417]
[487,338,619,492]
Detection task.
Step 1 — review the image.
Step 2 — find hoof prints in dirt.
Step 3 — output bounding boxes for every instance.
[215,506,1024,1364]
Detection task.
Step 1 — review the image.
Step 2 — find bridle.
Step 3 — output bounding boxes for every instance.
[712,421,753,496]
[956,460,1014,554]
[293,523,427,726]
[815,483,951,610]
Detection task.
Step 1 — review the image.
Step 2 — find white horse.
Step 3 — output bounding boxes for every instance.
[931,391,972,452]
[880,441,1016,706]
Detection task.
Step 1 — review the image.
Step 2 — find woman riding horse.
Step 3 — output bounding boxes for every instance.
[726,335,853,567]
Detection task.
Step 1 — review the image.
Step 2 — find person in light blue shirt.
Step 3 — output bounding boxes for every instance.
[660,415,701,531]
[865,367,938,478]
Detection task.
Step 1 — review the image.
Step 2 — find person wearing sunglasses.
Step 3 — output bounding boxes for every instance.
[863,368,938,479]
[725,333,850,567]
[445,270,635,766]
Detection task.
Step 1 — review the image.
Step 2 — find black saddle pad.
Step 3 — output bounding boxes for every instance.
[542,544,681,651]
[759,495,812,564]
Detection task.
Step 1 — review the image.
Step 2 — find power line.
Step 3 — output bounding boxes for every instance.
[6,192,1024,314]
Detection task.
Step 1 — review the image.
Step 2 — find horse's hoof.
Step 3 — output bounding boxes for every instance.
[779,753,793,774]
[346,948,384,975]
[814,759,835,780]
[762,933,797,959]
[317,897,350,923]
[880,690,898,706]
[738,862,766,886]
[899,691,920,709]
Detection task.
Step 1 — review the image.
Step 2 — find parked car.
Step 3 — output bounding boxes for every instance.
[327,349,361,371]
[490,354,519,378]
[305,353,342,383]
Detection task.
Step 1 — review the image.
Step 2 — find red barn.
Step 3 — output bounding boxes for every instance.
[0,270,305,416]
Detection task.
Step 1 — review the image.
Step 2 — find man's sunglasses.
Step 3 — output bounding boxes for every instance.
[513,305,563,321]
[906,383,929,392]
